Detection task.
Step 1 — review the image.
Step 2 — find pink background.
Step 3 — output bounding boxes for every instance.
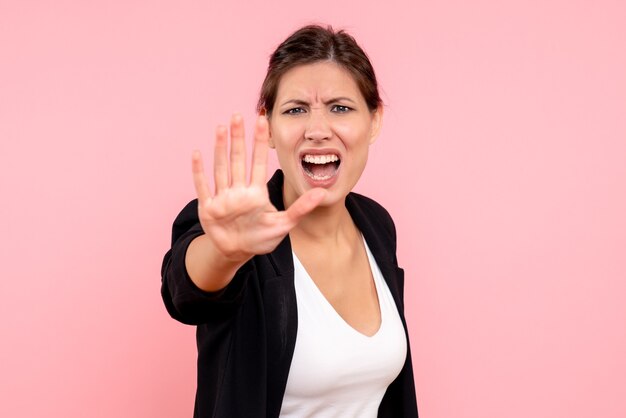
[1,1,625,417]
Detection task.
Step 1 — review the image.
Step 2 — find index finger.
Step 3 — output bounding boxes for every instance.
[250,116,270,186]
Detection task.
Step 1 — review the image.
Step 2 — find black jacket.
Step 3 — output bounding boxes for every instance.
[161,170,418,417]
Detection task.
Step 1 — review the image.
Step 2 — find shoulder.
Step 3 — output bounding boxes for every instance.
[348,192,394,220]
[170,198,200,245]
[346,192,398,259]
[347,192,396,231]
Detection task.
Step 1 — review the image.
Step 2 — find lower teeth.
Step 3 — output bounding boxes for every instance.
[303,168,333,181]
[309,173,332,181]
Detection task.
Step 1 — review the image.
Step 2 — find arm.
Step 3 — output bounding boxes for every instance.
[161,114,326,323]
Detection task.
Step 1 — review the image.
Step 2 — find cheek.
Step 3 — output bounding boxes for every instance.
[335,120,372,146]
[271,124,303,152]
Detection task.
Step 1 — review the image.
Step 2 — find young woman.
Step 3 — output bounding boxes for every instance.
[161,25,418,418]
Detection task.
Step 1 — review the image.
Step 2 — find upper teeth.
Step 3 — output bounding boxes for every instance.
[303,154,339,164]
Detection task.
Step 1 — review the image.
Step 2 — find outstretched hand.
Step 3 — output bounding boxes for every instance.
[192,114,326,264]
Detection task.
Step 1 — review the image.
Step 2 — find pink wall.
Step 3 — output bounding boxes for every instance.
[2,1,625,417]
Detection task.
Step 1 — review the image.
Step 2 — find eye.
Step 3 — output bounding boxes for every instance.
[283,107,306,115]
[331,104,352,113]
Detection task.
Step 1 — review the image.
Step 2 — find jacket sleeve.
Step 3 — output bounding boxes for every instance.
[160,199,251,325]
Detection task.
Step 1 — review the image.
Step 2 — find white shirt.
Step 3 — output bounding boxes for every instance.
[280,237,407,417]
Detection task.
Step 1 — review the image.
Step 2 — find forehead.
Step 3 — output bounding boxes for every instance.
[275,61,363,101]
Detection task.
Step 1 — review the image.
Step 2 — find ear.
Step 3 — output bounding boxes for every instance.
[259,108,275,148]
[368,105,384,145]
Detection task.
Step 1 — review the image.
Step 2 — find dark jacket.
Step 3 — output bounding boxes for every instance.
[161,170,418,418]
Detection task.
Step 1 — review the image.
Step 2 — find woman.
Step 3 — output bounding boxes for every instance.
[161,25,418,418]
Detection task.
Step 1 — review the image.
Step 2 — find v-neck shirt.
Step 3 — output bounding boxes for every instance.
[280,237,407,417]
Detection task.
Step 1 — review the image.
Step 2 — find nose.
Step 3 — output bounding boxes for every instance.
[304,109,331,141]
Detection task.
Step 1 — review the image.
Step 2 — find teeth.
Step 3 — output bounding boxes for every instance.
[302,154,339,164]
[309,173,332,180]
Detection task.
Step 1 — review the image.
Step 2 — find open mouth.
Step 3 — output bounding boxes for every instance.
[301,154,341,181]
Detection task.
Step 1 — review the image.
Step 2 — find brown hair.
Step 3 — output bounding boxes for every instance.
[257,25,382,116]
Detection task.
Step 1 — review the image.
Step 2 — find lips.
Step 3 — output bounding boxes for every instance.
[300,152,341,181]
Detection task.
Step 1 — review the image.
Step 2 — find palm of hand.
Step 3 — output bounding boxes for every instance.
[192,114,325,264]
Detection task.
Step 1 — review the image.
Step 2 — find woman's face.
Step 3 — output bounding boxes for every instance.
[267,61,382,209]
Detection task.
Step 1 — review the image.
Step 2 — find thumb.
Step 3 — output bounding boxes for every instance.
[283,188,327,227]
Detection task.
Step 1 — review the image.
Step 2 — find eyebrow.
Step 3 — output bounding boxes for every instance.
[279,97,357,107]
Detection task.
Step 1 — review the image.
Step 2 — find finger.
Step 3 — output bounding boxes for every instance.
[281,188,327,228]
[192,150,212,203]
[250,116,269,186]
[214,125,229,194]
[229,113,246,187]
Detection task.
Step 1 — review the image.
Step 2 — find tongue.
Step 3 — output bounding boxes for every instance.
[304,162,337,178]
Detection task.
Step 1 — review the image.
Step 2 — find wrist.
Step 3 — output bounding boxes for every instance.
[186,234,249,292]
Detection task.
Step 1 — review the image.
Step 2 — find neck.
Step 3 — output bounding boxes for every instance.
[288,195,356,246]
